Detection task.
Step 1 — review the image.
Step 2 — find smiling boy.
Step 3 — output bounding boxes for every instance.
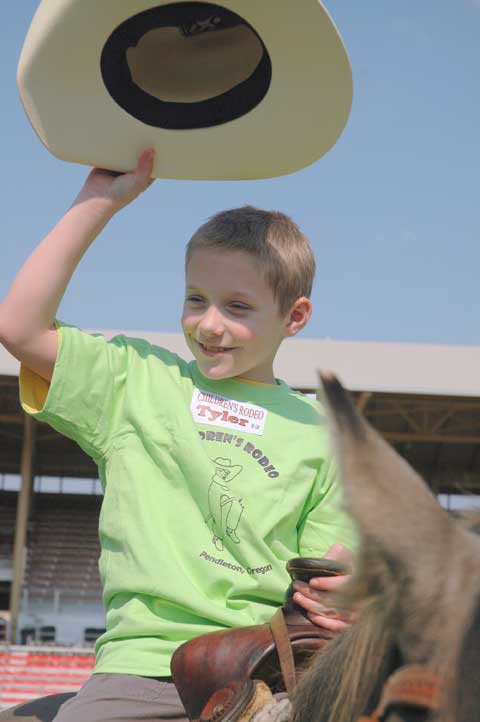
[0,151,356,722]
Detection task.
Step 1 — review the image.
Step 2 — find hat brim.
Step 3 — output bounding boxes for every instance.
[18,0,353,180]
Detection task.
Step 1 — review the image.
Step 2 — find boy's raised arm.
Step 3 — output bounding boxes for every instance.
[0,149,155,382]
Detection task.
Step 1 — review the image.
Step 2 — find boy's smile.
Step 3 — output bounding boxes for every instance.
[182,248,309,384]
[196,341,236,356]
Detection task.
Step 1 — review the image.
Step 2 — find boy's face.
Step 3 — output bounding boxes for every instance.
[182,248,297,384]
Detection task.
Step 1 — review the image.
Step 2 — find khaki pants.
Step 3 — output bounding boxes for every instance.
[0,674,188,722]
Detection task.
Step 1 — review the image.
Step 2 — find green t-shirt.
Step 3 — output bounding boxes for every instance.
[20,323,356,676]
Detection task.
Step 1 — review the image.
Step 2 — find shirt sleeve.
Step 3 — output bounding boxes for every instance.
[19,321,131,461]
[297,455,358,558]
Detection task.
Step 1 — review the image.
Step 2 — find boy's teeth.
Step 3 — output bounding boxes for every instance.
[202,343,229,352]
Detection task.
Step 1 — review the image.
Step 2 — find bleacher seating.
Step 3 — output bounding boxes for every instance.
[0,491,103,609]
[0,646,94,709]
[23,495,102,606]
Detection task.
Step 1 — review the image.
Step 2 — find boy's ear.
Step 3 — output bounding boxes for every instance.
[284,297,312,337]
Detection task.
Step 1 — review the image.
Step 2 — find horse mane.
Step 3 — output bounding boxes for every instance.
[291,563,399,722]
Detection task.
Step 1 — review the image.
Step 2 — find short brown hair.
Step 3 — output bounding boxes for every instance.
[185,206,315,315]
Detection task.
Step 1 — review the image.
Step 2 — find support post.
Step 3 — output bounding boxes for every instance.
[9,413,36,644]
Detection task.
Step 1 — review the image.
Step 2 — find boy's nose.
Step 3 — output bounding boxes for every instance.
[198,306,225,337]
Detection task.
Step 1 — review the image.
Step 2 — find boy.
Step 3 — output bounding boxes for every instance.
[0,150,355,722]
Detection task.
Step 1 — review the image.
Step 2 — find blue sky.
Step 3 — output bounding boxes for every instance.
[1,1,479,345]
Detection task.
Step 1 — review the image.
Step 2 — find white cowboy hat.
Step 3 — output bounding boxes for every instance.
[17,1,353,180]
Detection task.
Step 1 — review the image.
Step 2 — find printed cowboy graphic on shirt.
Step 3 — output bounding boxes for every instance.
[205,457,245,552]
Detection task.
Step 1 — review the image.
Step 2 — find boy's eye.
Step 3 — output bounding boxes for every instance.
[186,295,204,304]
[229,302,251,311]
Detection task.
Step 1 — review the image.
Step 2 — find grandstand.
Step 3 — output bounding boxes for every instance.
[1,329,480,708]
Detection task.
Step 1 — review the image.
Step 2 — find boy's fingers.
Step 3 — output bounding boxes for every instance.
[324,543,354,565]
[307,613,350,633]
[324,543,346,559]
[308,574,351,591]
[294,591,355,626]
[136,148,156,179]
[293,580,332,600]
[293,590,335,614]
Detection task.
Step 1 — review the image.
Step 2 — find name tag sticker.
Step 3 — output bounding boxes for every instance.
[191,389,267,436]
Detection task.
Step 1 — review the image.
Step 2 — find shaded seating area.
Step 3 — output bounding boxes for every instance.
[22,494,102,608]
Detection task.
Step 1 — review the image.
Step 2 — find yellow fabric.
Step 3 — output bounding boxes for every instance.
[19,365,50,413]
[19,326,61,414]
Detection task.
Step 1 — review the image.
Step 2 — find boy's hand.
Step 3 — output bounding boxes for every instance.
[74,148,156,213]
[292,544,355,633]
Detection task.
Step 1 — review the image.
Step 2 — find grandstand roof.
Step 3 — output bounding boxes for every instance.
[1,330,479,396]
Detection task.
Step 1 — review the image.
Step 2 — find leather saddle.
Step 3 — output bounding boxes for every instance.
[171,557,348,722]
